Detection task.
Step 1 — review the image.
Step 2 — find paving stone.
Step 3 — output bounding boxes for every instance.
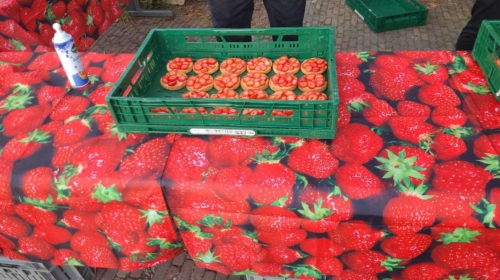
[177,259,194,280]
[192,266,205,280]
[164,265,181,280]
[202,271,216,280]
[102,269,118,280]
[116,270,129,278]
[152,260,172,280]
[129,269,143,278]
[172,251,187,267]
[215,273,229,280]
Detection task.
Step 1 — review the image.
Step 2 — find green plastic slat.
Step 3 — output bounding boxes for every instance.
[106,27,339,139]
[472,20,500,99]
[346,0,428,33]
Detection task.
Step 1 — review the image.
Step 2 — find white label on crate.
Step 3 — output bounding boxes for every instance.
[190,128,256,136]
[354,10,364,21]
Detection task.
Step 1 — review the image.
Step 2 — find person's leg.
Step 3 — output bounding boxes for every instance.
[263,0,306,41]
[456,0,500,50]
[207,0,254,42]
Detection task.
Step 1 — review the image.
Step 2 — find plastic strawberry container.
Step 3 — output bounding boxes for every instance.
[105,27,339,139]
[472,20,500,99]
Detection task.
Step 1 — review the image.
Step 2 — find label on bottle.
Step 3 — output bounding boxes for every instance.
[53,38,89,88]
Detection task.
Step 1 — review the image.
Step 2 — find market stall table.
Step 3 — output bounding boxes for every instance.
[1,50,500,279]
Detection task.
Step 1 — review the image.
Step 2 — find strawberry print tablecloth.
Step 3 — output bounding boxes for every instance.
[0,0,126,52]
[0,52,183,271]
[1,50,500,279]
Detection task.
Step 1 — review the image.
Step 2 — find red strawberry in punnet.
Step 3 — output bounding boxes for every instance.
[383,184,435,235]
[328,220,384,251]
[341,250,403,274]
[335,164,385,200]
[164,137,212,182]
[331,123,383,164]
[287,139,339,179]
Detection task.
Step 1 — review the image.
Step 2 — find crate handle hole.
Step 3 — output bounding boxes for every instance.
[203,36,217,42]
[185,36,201,42]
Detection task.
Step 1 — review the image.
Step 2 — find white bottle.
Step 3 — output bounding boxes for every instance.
[52,23,89,88]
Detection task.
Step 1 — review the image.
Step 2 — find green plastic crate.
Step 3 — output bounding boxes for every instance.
[346,0,428,33]
[472,20,500,99]
[106,27,339,139]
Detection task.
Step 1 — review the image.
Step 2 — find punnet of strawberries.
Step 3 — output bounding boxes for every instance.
[2,50,500,279]
[0,0,127,52]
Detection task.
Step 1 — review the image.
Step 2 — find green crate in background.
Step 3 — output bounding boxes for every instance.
[106,27,339,139]
[472,20,500,99]
[346,0,428,33]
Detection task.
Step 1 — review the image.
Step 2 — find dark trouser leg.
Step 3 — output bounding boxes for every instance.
[456,0,500,50]
[207,0,254,42]
[263,0,306,41]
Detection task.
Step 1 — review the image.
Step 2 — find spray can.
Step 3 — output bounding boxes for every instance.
[52,23,89,88]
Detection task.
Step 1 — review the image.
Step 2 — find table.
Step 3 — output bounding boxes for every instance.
[0,0,127,52]
[1,50,500,279]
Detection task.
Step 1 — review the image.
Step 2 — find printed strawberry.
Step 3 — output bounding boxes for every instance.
[251,263,284,277]
[302,257,343,276]
[474,188,500,228]
[3,104,51,137]
[214,244,260,272]
[335,270,377,280]
[331,123,383,164]
[45,1,66,22]
[244,137,279,165]
[414,62,449,84]
[298,197,339,232]
[338,88,375,112]
[194,251,232,275]
[370,67,423,100]
[341,250,403,274]
[60,210,99,231]
[120,231,157,257]
[81,244,119,268]
[0,52,32,65]
[288,140,339,179]
[88,82,113,105]
[164,137,212,182]
[53,117,92,147]
[328,220,384,251]
[299,238,343,258]
[374,54,413,70]
[0,37,26,51]
[14,198,58,226]
[20,8,36,31]
[400,262,450,280]
[432,242,498,270]
[2,129,51,161]
[428,189,476,220]
[122,178,164,210]
[148,216,179,246]
[255,228,307,247]
[381,234,432,260]
[30,0,47,20]
[37,85,67,104]
[464,93,500,129]
[250,206,300,232]
[300,186,353,221]
[27,53,60,71]
[247,149,297,206]
[432,160,492,196]
[51,138,93,168]
[397,100,431,121]
[0,20,41,46]
[376,146,434,186]
[18,236,55,260]
[473,133,500,159]
[206,137,252,169]
[212,165,251,202]
[430,217,484,242]
[337,103,351,127]
[87,3,104,26]
[0,234,16,249]
[336,63,361,78]
[60,11,86,40]
[101,201,146,232]
[120,137,168,185]
[263,246,301,264]
[2,249,29,261]
[50,95,89,121]
[78,37,95,52]
[70,230,110,252]
[418,84,461,106]
[428,132,467,161]
[383,184,435,235]
[431,105,467,129]
[335,164,385,200]
[469,263,500,279]
[70,137,126,174]
[336,52,374,65]
[0,214,31,238]
[449,70,490,94]
[33,224,72,245]
[52,249,82,266]
[388,116,436,145]
[1,0,21,22]
[98,14,113,35]
[338,76,366,96]
[362,98,398,126]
